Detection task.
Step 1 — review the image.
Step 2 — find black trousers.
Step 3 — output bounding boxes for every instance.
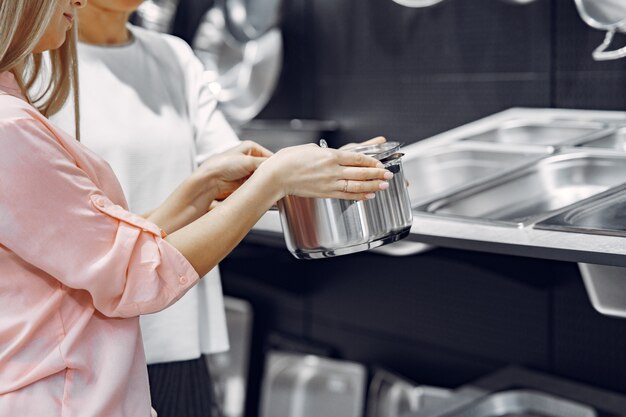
[148,356,222,417]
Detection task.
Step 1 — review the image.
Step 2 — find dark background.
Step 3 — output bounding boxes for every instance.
[172,0,626,415]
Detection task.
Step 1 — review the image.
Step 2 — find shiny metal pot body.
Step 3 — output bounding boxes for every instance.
[278,155,413,259]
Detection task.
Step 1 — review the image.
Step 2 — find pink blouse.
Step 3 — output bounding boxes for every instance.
[0,72,200,416]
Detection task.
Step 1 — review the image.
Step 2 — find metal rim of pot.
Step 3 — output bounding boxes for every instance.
[348,141,403,161]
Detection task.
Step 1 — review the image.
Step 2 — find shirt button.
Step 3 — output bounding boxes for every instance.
[179,275,188,285]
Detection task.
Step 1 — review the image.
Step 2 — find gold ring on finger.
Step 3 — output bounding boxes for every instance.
[343,179,349,193]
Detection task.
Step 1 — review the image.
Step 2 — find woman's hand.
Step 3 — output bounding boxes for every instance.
[145,141,271,234]
[339,136,387,150]
[256,140,394,201]
[197,141,272,200]
[166,137,392,276]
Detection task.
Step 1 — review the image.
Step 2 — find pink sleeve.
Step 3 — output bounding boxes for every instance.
[0,117,200,318]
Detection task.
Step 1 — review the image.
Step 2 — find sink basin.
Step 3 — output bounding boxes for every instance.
[367,369,451,417]
[402,143,548,207]
[260,352,366,417]
[578,127,626,151]
[421,151,626,226]
[445,390,596,417]
[535,186,626,237]
[464,120,607,146]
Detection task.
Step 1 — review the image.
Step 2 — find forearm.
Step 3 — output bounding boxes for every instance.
[145,172,220,235]
[165,168,282,277]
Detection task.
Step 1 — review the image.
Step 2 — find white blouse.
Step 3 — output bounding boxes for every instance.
[51,24,240,364]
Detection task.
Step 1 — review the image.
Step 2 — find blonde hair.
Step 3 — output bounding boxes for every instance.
[0,1,80,139]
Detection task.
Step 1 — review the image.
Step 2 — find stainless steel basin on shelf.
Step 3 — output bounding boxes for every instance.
[443,390,597,417]
[402,143,549,207]
[577,126,626,151]
[464,119,608,146]
[535,185,626,237]
[419,151,626,227]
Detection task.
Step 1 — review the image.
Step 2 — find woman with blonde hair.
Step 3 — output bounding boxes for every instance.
[0,1,392,416]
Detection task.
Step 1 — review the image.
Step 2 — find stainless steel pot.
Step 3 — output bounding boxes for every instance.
[278,142,413,259]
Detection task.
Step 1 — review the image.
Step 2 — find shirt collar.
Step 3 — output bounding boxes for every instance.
[0,71,27,100]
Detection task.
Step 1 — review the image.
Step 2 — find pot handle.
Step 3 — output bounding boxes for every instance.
[593,29,626,61]
[381,152,404,173]
[386,163,401,174]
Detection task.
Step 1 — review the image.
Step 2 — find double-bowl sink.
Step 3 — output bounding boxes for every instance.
[405,110,626,237]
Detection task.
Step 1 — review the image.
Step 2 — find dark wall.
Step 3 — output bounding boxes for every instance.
[256,0,626,144]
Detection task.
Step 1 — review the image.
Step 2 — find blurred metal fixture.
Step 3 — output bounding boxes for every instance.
[367,369,452,417]
[391,0,444,8]
[260,352,366,417]
[498,0,538,4]
[193,6,283,125]
[222,0,282,42]
[405,366,626,417]
[579,263,626,319]
[135,0,180,33]
[574,0,626,61]
[391,0,539,8]
[441,390,597,417]
[206,297,253,417]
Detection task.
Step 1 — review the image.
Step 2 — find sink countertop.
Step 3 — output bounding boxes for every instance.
[248,108,626,266]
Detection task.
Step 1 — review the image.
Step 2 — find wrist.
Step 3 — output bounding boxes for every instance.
[252,161,286,202]
[189,167,220,200]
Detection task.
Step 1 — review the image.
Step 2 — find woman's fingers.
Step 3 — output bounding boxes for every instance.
[335,179,390,194]
[235,140,274,157]
[324,191,378,201]
[335,150,382,168]
[243,156,269,171]
[341,167,393,181]
[339,136,387,150]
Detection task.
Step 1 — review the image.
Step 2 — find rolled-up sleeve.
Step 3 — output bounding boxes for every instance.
[0,117,199,318]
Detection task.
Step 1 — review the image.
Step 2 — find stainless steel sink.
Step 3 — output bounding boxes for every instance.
[402,143,549,207]
[464,119,607,146]
[535,185,626,237]
[420,151,626,227]
[444,390,596,417]
[578,127,626,151]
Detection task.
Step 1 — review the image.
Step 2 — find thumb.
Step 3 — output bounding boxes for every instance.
[246,156,269,170]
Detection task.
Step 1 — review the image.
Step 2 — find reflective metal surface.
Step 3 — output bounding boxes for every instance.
[574,0,626,61]
[223,0,282,42]
[535,186,626,237]
[391,0,445,8]
[578,127,626,150]
[464,120,607,146]
[206,297,253,417]
[423,152,626,226]
[192,8,283,125]
[260,352,366,417]
[367,369,451,417]
[279,145,413,259]
[135,0,179,33]
[402,143,549,207]
[446,390,597,417]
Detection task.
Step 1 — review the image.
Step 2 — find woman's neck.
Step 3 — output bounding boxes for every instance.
[78,6,132,46]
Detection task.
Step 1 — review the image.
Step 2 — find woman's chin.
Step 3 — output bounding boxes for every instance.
[34,37,68,54]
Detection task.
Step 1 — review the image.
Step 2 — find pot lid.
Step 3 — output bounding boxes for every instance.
[349,141,402,161]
